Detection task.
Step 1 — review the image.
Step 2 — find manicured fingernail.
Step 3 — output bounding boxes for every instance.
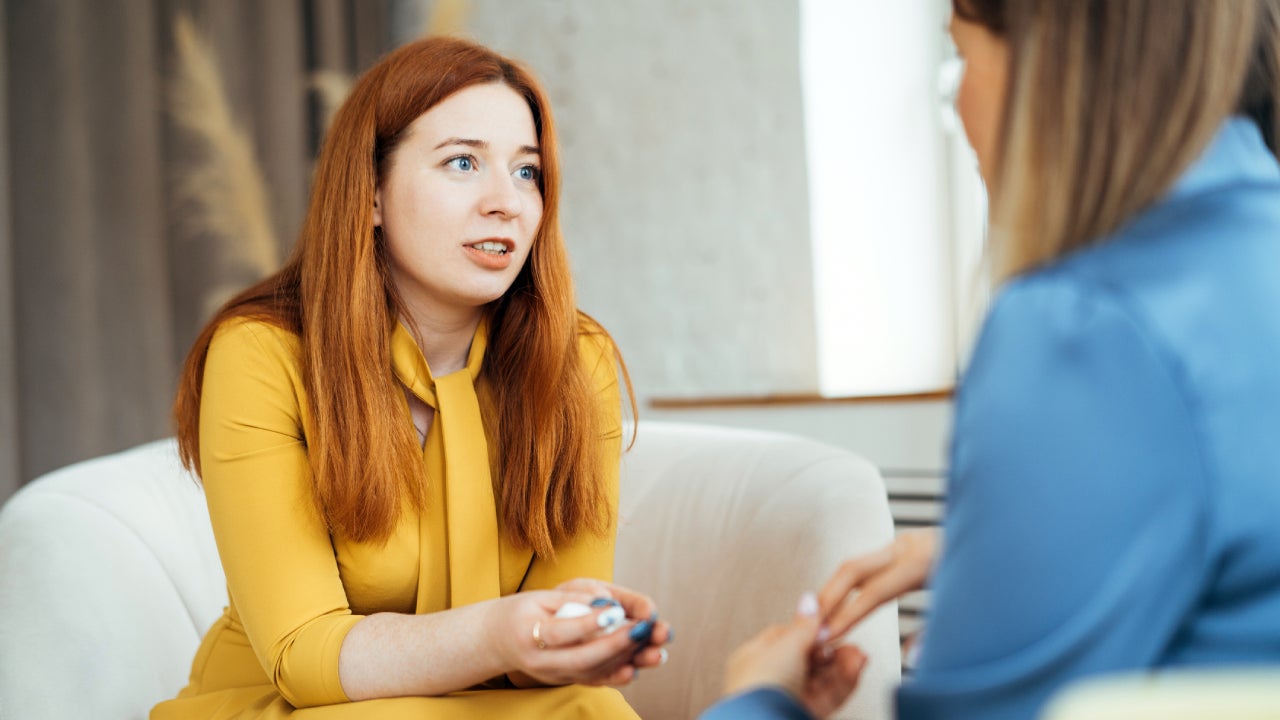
[816,625,830,644]
[658,648,669,665]
[590,597,620,608]
[798,592,819,617]
[666,627,675,644]
[629,619,655,642]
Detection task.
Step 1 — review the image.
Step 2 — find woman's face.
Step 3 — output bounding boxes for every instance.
[949,13,1010,187]
[374,82,543,321]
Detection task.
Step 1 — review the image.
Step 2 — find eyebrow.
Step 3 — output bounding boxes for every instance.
[433,137,541,156]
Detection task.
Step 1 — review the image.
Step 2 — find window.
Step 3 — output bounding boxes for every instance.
[801,0,987,396]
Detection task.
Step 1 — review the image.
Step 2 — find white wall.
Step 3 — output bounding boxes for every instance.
[649,399,952,473]
[461,0,821,404]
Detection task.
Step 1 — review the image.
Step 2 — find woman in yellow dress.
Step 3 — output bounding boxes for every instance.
[153,36,669,719]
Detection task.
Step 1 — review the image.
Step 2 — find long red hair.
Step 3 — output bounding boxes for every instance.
[174,36,634,554]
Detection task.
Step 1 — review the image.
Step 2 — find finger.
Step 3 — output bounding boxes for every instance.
[809,645,866,685]
[601,584,659,622]
[540,617,652,672]
[831,645,868,686]
[533,589,599,615]
[592,662,637,687]
[788,592,822,640]
[632,640,673,669]
[645,620,672,648]
[824,559,920,639]
[817,547,893,618]
[805,646,867,713]
[536,608,630,648]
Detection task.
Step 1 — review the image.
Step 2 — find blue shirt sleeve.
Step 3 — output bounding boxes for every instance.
[898,274,1211,720]
[699,687,815,720]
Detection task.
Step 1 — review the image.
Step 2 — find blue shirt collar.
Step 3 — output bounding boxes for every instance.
[1165,117,1280,203]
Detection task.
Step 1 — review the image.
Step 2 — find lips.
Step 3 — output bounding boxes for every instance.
[463,238,516,270]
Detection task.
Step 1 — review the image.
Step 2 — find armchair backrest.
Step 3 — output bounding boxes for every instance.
[0,440,221,720]
[616,422,899,720]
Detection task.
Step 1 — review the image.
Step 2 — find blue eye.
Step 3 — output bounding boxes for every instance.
[446,156,475,172]
[515,165,540,182]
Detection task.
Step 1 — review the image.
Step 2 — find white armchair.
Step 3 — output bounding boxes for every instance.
[0,422,899,720]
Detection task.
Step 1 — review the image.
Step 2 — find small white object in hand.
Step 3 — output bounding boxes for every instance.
[597,605,626,633]
[554,602,593,619]
[555,601,627,634]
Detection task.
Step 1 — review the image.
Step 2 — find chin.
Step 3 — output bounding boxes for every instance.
[461,284,518,308]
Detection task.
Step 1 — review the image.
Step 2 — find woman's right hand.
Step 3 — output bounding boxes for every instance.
[817,528,939,643]
[487,586,667,688]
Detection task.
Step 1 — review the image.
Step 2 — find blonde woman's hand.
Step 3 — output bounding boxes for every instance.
[723,593,868,719]
[818,528,939,643]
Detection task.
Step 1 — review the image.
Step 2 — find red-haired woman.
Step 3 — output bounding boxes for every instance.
[152,36,668,719]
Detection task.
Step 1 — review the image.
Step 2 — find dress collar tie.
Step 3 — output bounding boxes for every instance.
[392,317,501,609]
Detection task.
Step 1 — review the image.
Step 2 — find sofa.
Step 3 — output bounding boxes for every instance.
[0,421,900,719]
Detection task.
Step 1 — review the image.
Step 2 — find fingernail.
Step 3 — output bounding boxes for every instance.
[666,627,675,644]
[629,619,655,642]
[658,648,669,665]
[797,592,819,617]
[590,597,620,608]
[816,625,830,644]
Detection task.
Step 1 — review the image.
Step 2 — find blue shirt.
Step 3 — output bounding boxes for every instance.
[701,687,814,720]
[900,118,1280,719]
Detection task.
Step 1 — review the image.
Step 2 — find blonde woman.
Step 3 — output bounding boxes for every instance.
[705,1,1280,718]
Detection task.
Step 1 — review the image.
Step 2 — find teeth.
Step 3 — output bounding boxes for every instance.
[472,241,508,254]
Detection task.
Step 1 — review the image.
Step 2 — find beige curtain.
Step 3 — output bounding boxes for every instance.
[0,0,393,503]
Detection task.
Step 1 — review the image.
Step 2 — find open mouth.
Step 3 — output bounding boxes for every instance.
[468,240,512,256]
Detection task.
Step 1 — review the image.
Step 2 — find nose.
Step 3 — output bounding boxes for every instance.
[480,171,523,219]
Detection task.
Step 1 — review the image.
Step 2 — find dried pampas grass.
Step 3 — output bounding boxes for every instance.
[308,70,354,140]
[169,15,279,317]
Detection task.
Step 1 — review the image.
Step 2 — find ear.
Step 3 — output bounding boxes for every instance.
[373,187,383,227]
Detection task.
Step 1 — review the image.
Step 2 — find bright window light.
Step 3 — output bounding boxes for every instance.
[801,0,985,396]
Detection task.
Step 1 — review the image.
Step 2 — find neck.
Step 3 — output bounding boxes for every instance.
[403,306,484,377]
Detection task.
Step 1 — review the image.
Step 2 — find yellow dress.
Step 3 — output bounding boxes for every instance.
[151,318,636,719]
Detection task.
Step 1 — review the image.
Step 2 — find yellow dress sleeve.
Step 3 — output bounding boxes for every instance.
[520,329,624,590]
[199,319,360,707]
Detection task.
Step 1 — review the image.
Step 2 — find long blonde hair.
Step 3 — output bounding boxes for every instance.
[956,0,1280,280]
